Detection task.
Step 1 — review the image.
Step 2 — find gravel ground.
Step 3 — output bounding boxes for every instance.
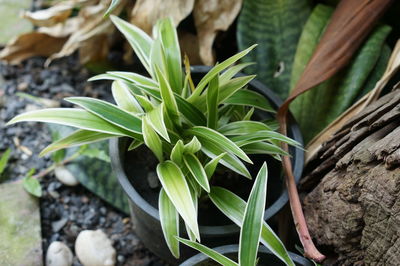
[0,55,167,265]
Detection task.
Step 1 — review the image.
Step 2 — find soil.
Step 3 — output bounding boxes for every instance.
[0,55,167,265]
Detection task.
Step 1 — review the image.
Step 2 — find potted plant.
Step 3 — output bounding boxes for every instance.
[178,162,310,266]
[7,16,303,264]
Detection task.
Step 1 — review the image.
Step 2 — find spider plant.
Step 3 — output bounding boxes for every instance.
[7,16,299,265]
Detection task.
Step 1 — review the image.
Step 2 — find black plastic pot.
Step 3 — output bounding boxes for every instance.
[110,66,304,264]
[180,244,313,266]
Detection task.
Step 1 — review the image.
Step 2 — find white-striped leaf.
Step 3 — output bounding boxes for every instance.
[184,136,201,154]
[112,80,143,113]
[204,153,226,179]
[170,140,184,164]
[183,153,210,192]
[142,117,163,162]
[147,103,170,142]
[224,90,275,112]
[159,188,180,258]
[219,121,273,136]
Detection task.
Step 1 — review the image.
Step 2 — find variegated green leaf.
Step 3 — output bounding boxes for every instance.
[110,15,153,75]
[7,108,134,137]
[224,90,274,112]
[239,163,268,266]
[135,95,155,112]
[219,121,272,136]
[142,118,163,162]
[159,188,180,258]
[40,129,116,156]
[209,186,295,266]
[207,75,219,129]
[231,131,301,148]
[183,153,210,192]
[241,142,288,157]
[219,63,254,86]
[104,0,121,17]
[184,136,201,154]
[147,103,170,142]
[177,237,238,266]
[170,140,184,164]
[111,80,143,113]
[157,161,200,240]
[204,153,226,180]
[187,126,252,164]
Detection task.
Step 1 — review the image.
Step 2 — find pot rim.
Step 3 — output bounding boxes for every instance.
[179,244,313,266]
[110,65,304,236]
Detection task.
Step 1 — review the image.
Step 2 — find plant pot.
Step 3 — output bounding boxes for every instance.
[109,66,304,264]
[179,244,313,266]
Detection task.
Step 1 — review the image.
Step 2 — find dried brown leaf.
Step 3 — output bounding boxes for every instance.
[23,4,74,27]
[0,32,67,64]
[130,0,194,34]
[193,0,242,65]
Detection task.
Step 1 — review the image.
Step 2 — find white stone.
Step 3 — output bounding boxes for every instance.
[54,166,79,186]
[46,241,73,266]
[75,230,116,266]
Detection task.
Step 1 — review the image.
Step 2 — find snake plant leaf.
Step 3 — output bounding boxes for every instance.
[111,80,143,114]
[110,15,153,76]
[219,121,273,136]
[40,130,116,157]
[184,136,202,154]
[155,18,183,94]
[239,162,268,266]
[66,97,142,135]
[207,75,219,129]
[289,4,391,143]
[237,0,311,99]
[177,237,238,266]
[157,161,200,240]
[159,188,180,258]
[183,153,210,192]
[155,66,180,125]
[7,108,135,137]
[104,0,121,17]
[224,90,275,113]
[209,186,295,266]
[219,63,254,86]
[147,103,170,142]
[187,126,252,164]
[142,117,163,162]
[201,143,251,179]
[204,153,226,180]
[188,44,257,102]
[171,140,184,164]
[241,142,289,157]
[231,131,301,148]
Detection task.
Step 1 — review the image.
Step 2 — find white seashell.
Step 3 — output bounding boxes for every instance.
[46,241,73,266]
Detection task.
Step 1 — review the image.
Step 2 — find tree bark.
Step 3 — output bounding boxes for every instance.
[300,89,400,265]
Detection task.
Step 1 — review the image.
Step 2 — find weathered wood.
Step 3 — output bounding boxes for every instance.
[301,89,400,265]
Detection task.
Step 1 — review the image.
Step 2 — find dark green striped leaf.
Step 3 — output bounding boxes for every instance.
[224,90,275,112]
[206,75,219,129]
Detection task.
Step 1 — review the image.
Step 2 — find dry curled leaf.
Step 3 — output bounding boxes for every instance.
[193,0,242,65]
[23,3,74,27]
[130,0,194,34]
[0,32,67,64]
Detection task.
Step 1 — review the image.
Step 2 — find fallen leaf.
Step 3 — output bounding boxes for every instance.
[0,32,67,64]
[129,0,194,35]
[23,3,74,27]
[193,0,242,65]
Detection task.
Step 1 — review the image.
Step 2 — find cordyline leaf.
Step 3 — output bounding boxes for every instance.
[7,108,135,137]
[277,0,393,262]
[237,0,311,99]
[225,89,275,112]
[40,130,116,157]
[209,186,295,266]
[183,153,210,192]
[178,237,238,266]
[156,17,183,94]
[112,80,143,114]
[157,161,200,240]
[110,15,153,75]
[239,162,268,266]
[159,188,180,258]
[66,97,142,135]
